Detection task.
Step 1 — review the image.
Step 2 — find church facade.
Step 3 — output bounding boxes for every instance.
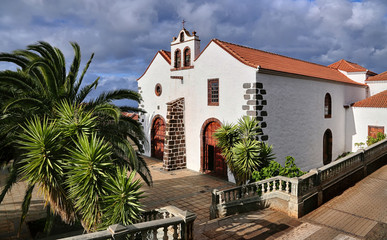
[137,28,387,180]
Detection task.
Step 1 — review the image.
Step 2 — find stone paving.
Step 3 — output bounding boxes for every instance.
[0,156,386,239]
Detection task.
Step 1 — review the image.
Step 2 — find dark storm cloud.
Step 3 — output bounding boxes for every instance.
[1,0,387,100]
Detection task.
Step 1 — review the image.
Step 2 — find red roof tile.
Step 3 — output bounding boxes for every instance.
[366,70,387,82]
[159,50,171,64]
[122,112,139,120]
[328,59,367,72]
[353,90,387,108]
[212,39,364,86]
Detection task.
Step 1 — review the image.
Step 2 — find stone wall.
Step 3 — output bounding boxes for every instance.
[163,97,186,170]
[242,82,268,141]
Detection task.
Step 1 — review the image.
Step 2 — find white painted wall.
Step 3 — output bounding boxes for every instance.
[183,42,254,171]
[260,74,366,170]
[339,70,367,84]
[138,52,171,156]
[350,107,387,151]
[367,81,387,96]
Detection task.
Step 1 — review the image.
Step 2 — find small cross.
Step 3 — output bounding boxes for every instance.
[182,19,186,28]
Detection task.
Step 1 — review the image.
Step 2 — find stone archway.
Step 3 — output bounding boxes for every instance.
[200,118,227,179]
[151,115,165,160]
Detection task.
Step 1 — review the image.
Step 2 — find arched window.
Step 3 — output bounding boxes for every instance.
[184,48,191,67]
[180,32,184,42]
[323,129,332,165]
[174,49,181,68]
[324,93,332,118]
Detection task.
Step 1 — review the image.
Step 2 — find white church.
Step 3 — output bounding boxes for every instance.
[137,27,387,180]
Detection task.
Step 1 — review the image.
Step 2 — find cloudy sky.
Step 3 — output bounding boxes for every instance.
[1,0,387,105]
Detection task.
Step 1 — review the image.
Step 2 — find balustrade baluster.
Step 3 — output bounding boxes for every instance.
[261,183,264,194]
[153,228,158,239]
[173,224,179,239]
[141,230,147,240]
[163,226,168,240]
[279,180,283,191]
[285,181,289,193]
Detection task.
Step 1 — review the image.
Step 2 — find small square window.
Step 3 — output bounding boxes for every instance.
[208,79,219,106]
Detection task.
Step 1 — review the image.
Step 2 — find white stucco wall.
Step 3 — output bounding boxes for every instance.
[339,70,367,84]
[350,107,387,151]
[260,74,366,170]
[183,42,254,171]
[367,81,387,96]
[137,53,171,156]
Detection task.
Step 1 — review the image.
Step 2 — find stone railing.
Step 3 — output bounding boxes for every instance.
[59,206,196,240]
[211,138,387,219]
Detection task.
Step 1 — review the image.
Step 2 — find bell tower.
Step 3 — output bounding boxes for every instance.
[171,22,200,69]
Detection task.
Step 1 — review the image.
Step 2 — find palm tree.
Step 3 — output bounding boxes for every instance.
[214,116,275,185]
[0,42,149,232]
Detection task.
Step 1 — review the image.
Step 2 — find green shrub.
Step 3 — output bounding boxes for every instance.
[252,156,306,182]
[366,132,386,146]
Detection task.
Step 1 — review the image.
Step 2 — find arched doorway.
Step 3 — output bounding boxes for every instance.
[201,119,227,179]
[323,129,332,165]
[151,116,165,160]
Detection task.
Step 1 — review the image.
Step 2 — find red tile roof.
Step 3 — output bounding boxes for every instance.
[159,50,171,64]
[212,39,364,86]
[328,59,367,72]
[328,59,377,76]
[122,112,139,120]
[353,90,387,108]
[366,70,387,82]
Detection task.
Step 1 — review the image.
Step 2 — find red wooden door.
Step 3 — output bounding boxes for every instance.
[151,117,165,160]
[203,121,227,179]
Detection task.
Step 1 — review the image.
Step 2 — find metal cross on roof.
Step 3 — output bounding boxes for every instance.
[182,19,186,28]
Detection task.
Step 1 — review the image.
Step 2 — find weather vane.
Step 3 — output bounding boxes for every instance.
[182,19,186,29]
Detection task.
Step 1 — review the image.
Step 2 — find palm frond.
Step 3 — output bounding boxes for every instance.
[18,184,35,234]
[66,42,81,98]
[0,164,18,204]
[73,53,94,95]
[0,53,29,69]
[75,77,99,104]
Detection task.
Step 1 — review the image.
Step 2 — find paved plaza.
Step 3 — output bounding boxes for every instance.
[0,156,386,239]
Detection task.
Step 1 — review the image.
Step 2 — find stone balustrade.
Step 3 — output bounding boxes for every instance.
[59,206,196,240]
[211,138,387,219]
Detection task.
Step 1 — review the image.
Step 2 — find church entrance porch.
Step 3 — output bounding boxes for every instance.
[151,116,165,160]
[201,119,227,180]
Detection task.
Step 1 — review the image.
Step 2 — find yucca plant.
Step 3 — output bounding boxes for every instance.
[15,102,145,233]
[101,167,143,228]
[214,116,275,185]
